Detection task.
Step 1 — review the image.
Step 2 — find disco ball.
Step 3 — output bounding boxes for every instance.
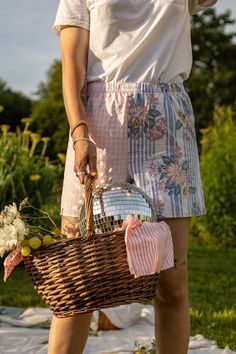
[79,183,157,236]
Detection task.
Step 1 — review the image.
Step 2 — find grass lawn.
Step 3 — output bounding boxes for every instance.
[0,242,235,351]
[188,241,236,351]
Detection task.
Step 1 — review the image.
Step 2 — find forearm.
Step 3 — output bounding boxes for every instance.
[62,58,88,136]
[60,27,89,137]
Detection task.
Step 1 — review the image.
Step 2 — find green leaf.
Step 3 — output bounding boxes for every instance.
[130,126,140,136]
[143,123,148,133]
[148,108,161,117]
[160,172,166,180]
[176,120,183,130]
[148,118,155,128]
[165,180,174,190]
[135,92,143,106]
[174,185,181,196]
[162,156,172,165]
[189,186,196,194]
[182,161,189,170]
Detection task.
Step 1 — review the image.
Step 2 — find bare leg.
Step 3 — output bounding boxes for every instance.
[153,218,191,354]
[48,216,92,354]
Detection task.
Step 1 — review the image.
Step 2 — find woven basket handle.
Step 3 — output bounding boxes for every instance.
[84,174,95,240]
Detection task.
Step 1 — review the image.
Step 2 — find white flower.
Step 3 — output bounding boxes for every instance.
[0,211,30,257]
[7,238,18,249]
[3,224,18,240]
[13,218,28,241]
[1,203,18,225]
[0,214,4,227]
[0,245,5,257]
[0,224,20,257]
[0,236,11,256]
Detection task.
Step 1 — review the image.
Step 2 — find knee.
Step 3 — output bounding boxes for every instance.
[154,279,188,307]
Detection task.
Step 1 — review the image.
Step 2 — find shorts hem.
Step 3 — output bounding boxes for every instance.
[156,213,206,219]
[60,211,207,219]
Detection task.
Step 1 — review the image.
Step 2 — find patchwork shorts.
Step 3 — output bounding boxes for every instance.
[61,81,206,218]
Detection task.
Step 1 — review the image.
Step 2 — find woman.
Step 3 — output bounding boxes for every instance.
[49,1,217,353]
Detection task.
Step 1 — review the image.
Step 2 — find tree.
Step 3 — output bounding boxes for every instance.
[186,9,236,134]
[31,60,68,154]
[0,79,32,128]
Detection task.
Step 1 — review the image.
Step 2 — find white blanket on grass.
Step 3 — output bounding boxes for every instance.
[0,305,234,354]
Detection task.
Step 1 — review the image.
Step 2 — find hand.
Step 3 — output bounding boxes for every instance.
[73,139,97,184]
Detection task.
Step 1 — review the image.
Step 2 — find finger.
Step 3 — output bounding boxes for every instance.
[76,170,87,185]
[73,162,77,174]
[76,161,88,185]
[88,153,97,179]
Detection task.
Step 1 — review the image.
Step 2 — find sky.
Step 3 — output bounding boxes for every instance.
[0,0,235,98]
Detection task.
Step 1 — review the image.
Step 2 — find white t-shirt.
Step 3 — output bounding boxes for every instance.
[53,0,217,83]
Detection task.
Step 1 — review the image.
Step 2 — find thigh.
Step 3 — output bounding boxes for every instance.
[154,217,191,301]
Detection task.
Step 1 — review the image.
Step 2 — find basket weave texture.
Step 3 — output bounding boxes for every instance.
[24,176,159,318]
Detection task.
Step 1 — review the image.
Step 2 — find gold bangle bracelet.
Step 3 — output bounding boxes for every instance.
[72,137,96,150]
[71,121,88,137]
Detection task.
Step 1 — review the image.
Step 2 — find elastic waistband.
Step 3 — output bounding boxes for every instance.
[87,80,185,93]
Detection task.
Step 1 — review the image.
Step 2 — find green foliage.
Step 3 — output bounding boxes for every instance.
[188,243,236,350]
[0,118,64,210]
[0,264,45,307]
[0,79,32,129]
[192,106,236,247]
[186,9,236,137]
[31,60,69,155]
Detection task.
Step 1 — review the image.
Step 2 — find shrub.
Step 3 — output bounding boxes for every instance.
[192,106,236,248]
[0,117,64,210]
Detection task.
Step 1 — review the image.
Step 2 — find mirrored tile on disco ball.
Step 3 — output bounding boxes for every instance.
[79,182,156,236]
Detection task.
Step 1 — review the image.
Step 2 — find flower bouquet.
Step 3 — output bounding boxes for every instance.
[0,199,61,282]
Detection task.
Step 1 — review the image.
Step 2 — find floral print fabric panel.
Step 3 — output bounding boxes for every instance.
[127,83,206,218]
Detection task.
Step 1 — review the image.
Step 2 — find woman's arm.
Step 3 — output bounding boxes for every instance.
[60,26,89,139]
[60,26,97,183]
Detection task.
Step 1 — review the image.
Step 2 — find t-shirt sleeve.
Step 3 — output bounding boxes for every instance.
[189,0,217,15]
[52,0,90,36]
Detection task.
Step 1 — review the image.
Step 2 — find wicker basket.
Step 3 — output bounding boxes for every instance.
[24,176,159,318]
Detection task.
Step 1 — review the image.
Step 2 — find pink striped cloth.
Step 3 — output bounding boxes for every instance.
[122,215,174,278]
[3,249,23,282]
